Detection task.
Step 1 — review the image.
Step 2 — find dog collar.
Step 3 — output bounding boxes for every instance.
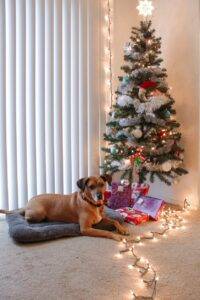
[80,192,104,207]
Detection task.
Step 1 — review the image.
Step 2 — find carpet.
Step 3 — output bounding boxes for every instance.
[0,210,199,300]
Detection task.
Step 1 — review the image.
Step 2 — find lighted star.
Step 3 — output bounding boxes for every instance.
[136,0,154,17]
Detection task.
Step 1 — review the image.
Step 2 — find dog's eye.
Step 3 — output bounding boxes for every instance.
[88,185,96,190]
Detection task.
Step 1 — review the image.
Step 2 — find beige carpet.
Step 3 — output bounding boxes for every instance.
[0,210,200,300]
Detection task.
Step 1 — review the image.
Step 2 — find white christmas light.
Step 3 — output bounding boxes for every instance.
[136,0,154,17]
[115,253,123,259]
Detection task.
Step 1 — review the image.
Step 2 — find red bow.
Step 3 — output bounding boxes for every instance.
[139,81,157,89]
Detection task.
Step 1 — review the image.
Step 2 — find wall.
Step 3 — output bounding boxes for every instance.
[112,0,200,207]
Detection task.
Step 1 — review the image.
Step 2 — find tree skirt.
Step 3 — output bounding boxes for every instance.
[6,207,123,243]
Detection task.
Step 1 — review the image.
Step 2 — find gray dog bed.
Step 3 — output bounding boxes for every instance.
[6,207,123,243]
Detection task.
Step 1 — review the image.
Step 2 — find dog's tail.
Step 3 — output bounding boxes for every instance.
[0,209,11,215]
[0,208,25,215]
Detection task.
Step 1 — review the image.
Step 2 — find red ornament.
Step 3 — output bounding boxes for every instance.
[139,80,157,89]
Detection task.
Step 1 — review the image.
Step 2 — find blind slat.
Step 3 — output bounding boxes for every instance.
[26,0,37,199]
[0,0,8,209]
[79,0,88,178]
[54,0,63,193]
[62,0,72,193]
[35,0,46,194]
[45,0,55,193]
[16,0,28,207]
[71,0,79,191]
[5,0,18,209]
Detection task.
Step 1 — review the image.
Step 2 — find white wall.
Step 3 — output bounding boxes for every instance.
[112,0,200,207]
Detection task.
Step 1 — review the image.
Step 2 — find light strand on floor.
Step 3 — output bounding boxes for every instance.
[115,199,191,299]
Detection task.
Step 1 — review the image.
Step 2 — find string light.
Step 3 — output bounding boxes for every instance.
[104,0,113,110]
[114,199,191,299]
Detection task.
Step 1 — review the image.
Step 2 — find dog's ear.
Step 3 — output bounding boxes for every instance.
[77,177,89,191]
[100,174,112,185]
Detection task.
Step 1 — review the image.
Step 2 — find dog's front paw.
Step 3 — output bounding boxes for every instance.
[118,225,130,236]
[112,234,123,242]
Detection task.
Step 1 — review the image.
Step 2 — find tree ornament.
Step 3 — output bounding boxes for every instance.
[111,160,121,168]
[164,109,171,118]
[122,75,131,84]
[132,126,143,139]
[139,80,157,89]
[117,95,134,107]
[161,161,172,172]
[118,81,134,94]
[116,130,129,139]
[110,146,118,155]
[119,159,131,170]
[124,42,133,56]
[119,116,141,127]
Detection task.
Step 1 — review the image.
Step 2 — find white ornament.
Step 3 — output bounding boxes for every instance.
[162,161,172,172]
[132,126,143,138]
[119,116,141,127]
[136,0,154,17]
[111,160,121,168]
[119,159,131,170]
[124,42,133,56]
[117,95,134,107]
[118,81,134,94]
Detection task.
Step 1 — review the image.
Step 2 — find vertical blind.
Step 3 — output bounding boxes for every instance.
[0,0,106,210]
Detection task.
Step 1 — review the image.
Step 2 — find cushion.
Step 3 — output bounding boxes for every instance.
[6,206,123,243]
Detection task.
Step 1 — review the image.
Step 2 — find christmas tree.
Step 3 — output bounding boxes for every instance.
[101,20,188,185]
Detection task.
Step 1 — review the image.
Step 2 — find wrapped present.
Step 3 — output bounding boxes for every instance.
[107,182,150,209]
[116,207,149,225]
[133,195,165,220]
[131,182,150,203]
[104,190,112,201]
[107,182,132,209]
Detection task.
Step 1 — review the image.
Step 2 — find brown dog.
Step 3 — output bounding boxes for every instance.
[0,175,129,241]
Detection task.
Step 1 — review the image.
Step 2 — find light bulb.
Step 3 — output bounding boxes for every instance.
[115,253,123,259]
[128,264,134,270]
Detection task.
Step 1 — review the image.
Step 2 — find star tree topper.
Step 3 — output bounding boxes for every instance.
[137,0,154,17]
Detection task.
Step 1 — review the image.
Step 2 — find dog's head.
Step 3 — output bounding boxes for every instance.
[77,175,112,202]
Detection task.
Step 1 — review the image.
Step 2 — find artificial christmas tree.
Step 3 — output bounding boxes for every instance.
[101,20,188,185]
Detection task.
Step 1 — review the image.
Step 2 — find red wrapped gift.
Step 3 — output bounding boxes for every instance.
[116,207,149,225]
[104,190,112,201]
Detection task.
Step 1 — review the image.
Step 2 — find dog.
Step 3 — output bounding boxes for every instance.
[0,175,129,241]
